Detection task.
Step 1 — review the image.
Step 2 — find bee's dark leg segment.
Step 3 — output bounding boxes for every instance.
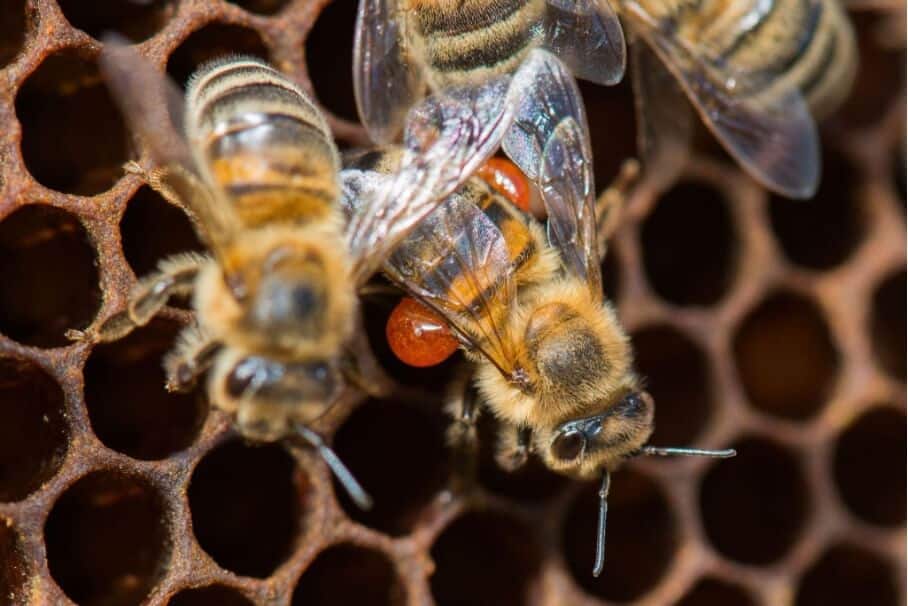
[593,470,611,577]
[163,323,221,392]
[340,312,395,398]
[67,252,209,344]
[596,159,640,262]
[496,425,531,471]
[447,380,482,490]
[293,422,373,510]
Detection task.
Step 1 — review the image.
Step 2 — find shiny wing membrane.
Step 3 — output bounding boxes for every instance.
[354,0,426,144]
[99,36,240,252]
[540,118,602,298]
[623,4,820,199]
[385,193,519,376]
[630,38,693,194]
[345,81,515,284]
[501,49,589,181]
[543,0,626,86]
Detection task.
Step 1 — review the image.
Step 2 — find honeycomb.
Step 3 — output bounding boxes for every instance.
[0,0,904,605]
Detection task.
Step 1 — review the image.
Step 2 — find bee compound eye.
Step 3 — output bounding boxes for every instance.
[553,430,586,461]
[226,358,257,398]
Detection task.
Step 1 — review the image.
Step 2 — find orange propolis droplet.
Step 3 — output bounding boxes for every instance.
[477,157,532,212]
[386,297,459,367]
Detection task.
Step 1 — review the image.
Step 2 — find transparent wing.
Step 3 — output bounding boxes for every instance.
[346,80,515,284]
[99,35,194,173]
[624,8,820,199]
[354,0,426,144]
[543,0,626,86]
[501,49,588,182]
[540,118,602,298]
[100,36,240,251]
[630,39,693,194]
[384,192,519,376]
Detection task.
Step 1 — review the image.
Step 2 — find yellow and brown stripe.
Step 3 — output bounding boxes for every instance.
[408,0,546,89]
[634,0,856,118]
[185,57,341,228]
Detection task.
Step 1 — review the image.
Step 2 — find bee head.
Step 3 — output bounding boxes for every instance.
[212,352,339,442]
[540,391,655,478]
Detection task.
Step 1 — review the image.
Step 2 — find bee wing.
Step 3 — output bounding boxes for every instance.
[99,37,240,251]
[542,0,626,86]
[99,36,194,173]
[630,38,694,194]
[540,118,602,298]
[354,0,426,144]
[346,81,515,284]
[501,49,588,182]
[624,7,820,198]
[385,192,519,376]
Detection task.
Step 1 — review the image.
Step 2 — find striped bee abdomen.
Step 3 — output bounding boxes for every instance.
[186,57,341,228]
[656,0,856,118]
[409,0,546,89]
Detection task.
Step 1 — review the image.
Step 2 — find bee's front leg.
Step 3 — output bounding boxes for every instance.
[495,424,531,472]
[445,376,482,491]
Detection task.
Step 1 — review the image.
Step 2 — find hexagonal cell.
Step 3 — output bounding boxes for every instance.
[700,436,808,565]
[168,585,255,606]
[167,24,268,88]
[0,357,68,502]
[477,413,568,502]
[641,181,736,307]
[563,469,677,601]
[84,318,207,461]
[45,471,168,606]
[674,577,757,606]
[332,399,449,536]
[16,50,128,195]
[870,269,906,381]
[431,511,543,606]
[632,325,712,446]
[306,0,358,122]
[733,290,839,420]
[292,544,406,606]
[579,78,638,194]
[121,186,204,280]
[227,0,289,14]
[833,406,906,527]
[0,0,26,67]
[58,0,173,42]
[188,440,303,578]
[0,522,29,603]
[0,205,101,348]
[838,12,906,128]
[768,148,863,271]
[795,543,898,606]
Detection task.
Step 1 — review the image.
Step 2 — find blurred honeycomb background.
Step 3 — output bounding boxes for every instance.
[0,0,904,604]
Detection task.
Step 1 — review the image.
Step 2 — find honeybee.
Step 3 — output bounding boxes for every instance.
[344,120,734,576]
[354,0,626,199]
[70,39,512,508]
[620,0,858,198]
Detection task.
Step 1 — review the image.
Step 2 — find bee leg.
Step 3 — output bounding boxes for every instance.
[495,425,531,472]
[339,312,395,398]
[445,378,482,491]
[124,162,193,216]
[596,159,641,261]
[163,323,220,392]
[67,252,210,344]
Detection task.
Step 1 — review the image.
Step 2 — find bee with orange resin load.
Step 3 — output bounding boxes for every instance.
[69,38,513,509]
[344,107,734,576]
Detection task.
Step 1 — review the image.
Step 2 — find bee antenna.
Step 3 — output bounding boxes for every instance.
[293,423,374,510]
[640,445,737,459]
[592,471,611,577]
